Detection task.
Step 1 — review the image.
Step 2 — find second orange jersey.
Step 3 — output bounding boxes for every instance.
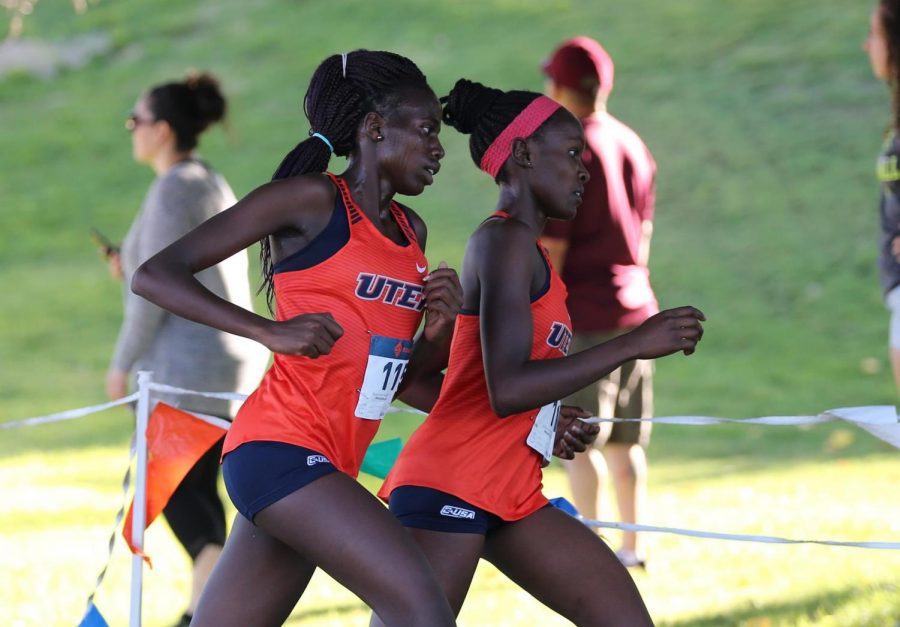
[380,233,573,520]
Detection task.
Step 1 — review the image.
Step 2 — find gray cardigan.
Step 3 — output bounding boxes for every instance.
[110,160,268,417]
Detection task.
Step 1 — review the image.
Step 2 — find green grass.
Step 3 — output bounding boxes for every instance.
[2,0,900,625]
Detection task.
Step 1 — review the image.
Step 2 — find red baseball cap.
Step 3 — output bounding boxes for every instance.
[542,36,615,98]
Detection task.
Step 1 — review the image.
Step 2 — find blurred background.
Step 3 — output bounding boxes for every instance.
[1,0,898,625]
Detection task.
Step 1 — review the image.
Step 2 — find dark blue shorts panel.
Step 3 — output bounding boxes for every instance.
[387,485,505,535]
[222,441,337,523]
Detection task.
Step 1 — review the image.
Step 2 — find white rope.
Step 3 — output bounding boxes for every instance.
[582,519,900,550]
[3,383,898,552]
[386,405,425,415]
[577,405,897,426]
[146,382,249,401]
[0,393,139,429]
[187,410,232,431]
[577,406,900,449]
[10,391,894,433]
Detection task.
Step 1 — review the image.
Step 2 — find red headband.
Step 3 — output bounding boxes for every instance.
[479,96,562,178]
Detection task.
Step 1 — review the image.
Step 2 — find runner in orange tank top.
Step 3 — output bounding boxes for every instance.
[133,51,460,627]
[224,172,431,475]
[379,213,579,521]
[375,79,706,626]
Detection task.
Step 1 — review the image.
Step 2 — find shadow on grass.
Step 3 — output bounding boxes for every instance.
[285,601,366,624]
[261,578,900,626]
[281,565,530,625]
[659,581,899,627]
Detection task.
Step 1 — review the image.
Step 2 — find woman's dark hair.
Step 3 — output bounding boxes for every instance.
[259,50,431,311]
[881,0,900,130]
[442,79,558,181]
[147,72,226,152]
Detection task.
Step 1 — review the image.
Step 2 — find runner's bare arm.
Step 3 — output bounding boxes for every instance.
[477,221,703,416]
[132,175,345,356]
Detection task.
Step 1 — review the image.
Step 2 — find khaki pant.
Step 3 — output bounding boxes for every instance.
[564,331,654,448]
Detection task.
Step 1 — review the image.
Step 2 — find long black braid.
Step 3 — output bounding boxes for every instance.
[441,79,562,182]
[258,50,431,311]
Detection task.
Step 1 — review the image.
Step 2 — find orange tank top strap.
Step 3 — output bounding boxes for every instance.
[325,172,365,225]
[537,238,555,269]
[490,209,554,267]
[388,202,420,246]
[325,172,420,247]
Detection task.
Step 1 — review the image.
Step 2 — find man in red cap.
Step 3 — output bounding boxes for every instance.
[540,35,658,569]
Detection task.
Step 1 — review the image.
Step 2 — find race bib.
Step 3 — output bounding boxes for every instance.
[354,335,413,420]
[526,400,561,462]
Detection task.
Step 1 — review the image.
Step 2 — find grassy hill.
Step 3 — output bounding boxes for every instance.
[1,0,898,625]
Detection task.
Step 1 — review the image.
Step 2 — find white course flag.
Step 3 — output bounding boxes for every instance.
[836,406,900,448]
[579,406,900,450]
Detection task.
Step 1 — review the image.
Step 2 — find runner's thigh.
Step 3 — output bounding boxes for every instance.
[190,513,316,627]
[408,528,484,615]
[256,472,454,625]
[483,507,653,627]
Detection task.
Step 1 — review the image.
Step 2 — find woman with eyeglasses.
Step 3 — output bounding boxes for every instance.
[106,71,268,627]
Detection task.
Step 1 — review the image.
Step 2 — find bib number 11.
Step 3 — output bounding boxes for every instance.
[355,335,414,420]
[381,361,408,393]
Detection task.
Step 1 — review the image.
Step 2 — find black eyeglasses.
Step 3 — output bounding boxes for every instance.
[125,111,155,131]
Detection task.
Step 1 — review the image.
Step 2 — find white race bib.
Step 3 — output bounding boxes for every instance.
[526,400,561,462]
[354,335,413,420]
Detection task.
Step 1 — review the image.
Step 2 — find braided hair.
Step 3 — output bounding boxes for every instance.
[259,50,431,311]
[881,0,900,131]
[441,79,562,182]
[147,72,226,151]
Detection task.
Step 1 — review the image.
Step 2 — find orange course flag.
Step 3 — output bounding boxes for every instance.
[123,403,227,560]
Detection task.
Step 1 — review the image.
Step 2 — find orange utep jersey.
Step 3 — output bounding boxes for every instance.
[380,239,573,521]
[224,174,427,477]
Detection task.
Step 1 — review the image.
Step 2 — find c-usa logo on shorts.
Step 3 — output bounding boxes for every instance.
[546,321,572,355]
[306,454,331,466]
[440,505,475,520]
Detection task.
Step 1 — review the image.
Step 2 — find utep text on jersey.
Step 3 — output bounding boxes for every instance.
[546,321,572,355]
[356,272,425,311]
